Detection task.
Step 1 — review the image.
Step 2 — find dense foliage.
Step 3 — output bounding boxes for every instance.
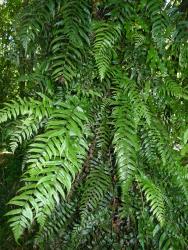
[0,0,188,249]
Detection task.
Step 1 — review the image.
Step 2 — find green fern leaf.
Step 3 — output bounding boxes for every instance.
[93,22,121,80]
[136,172,165,226]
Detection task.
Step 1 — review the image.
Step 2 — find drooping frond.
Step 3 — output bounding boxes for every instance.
[17,0,57,53]
[113,87,139,200]
[9,116,44,153]
[50,0,91,83]
[136,172,165,226]
[93,22,121,80]
[70,206,111,249]
[0,95,52,123]
[141,119,188,200]
[95,98,112,156]
[62,0,91,48]
[114,73,151,125]
[147,0,168,48]
[157,77,188,100]
[106,0,134,24]
[34,199,77,248]
[50,27,83,83]
[80,159,112,220]
[2,95,89,241]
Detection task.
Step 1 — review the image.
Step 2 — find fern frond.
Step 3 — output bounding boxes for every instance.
[142,120,188,200]
[70,207,111,249]
[4,96,89,241]
[95,98,112,157]
[107,0,134,24]
[114,73,151,125]
[49,0,91,83]
[9,116,44,153]
[0,95,52,123]
[140,128,160,166]
[158,78,188,100]
[80,159,112,220]
[179,43,188,69]
[34,200,77,247]
[113,90,139,200]
[1,0,188,248]
[147,0,168,47]
[19,61,53,95]
[136,172,165,226]
[62,0,91,48]
[144,120,174,167]
[50,26,84,83]
[93,22,121,80]
[153,222,187,250]
[17,0,56,53]
[174,21,188,42]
